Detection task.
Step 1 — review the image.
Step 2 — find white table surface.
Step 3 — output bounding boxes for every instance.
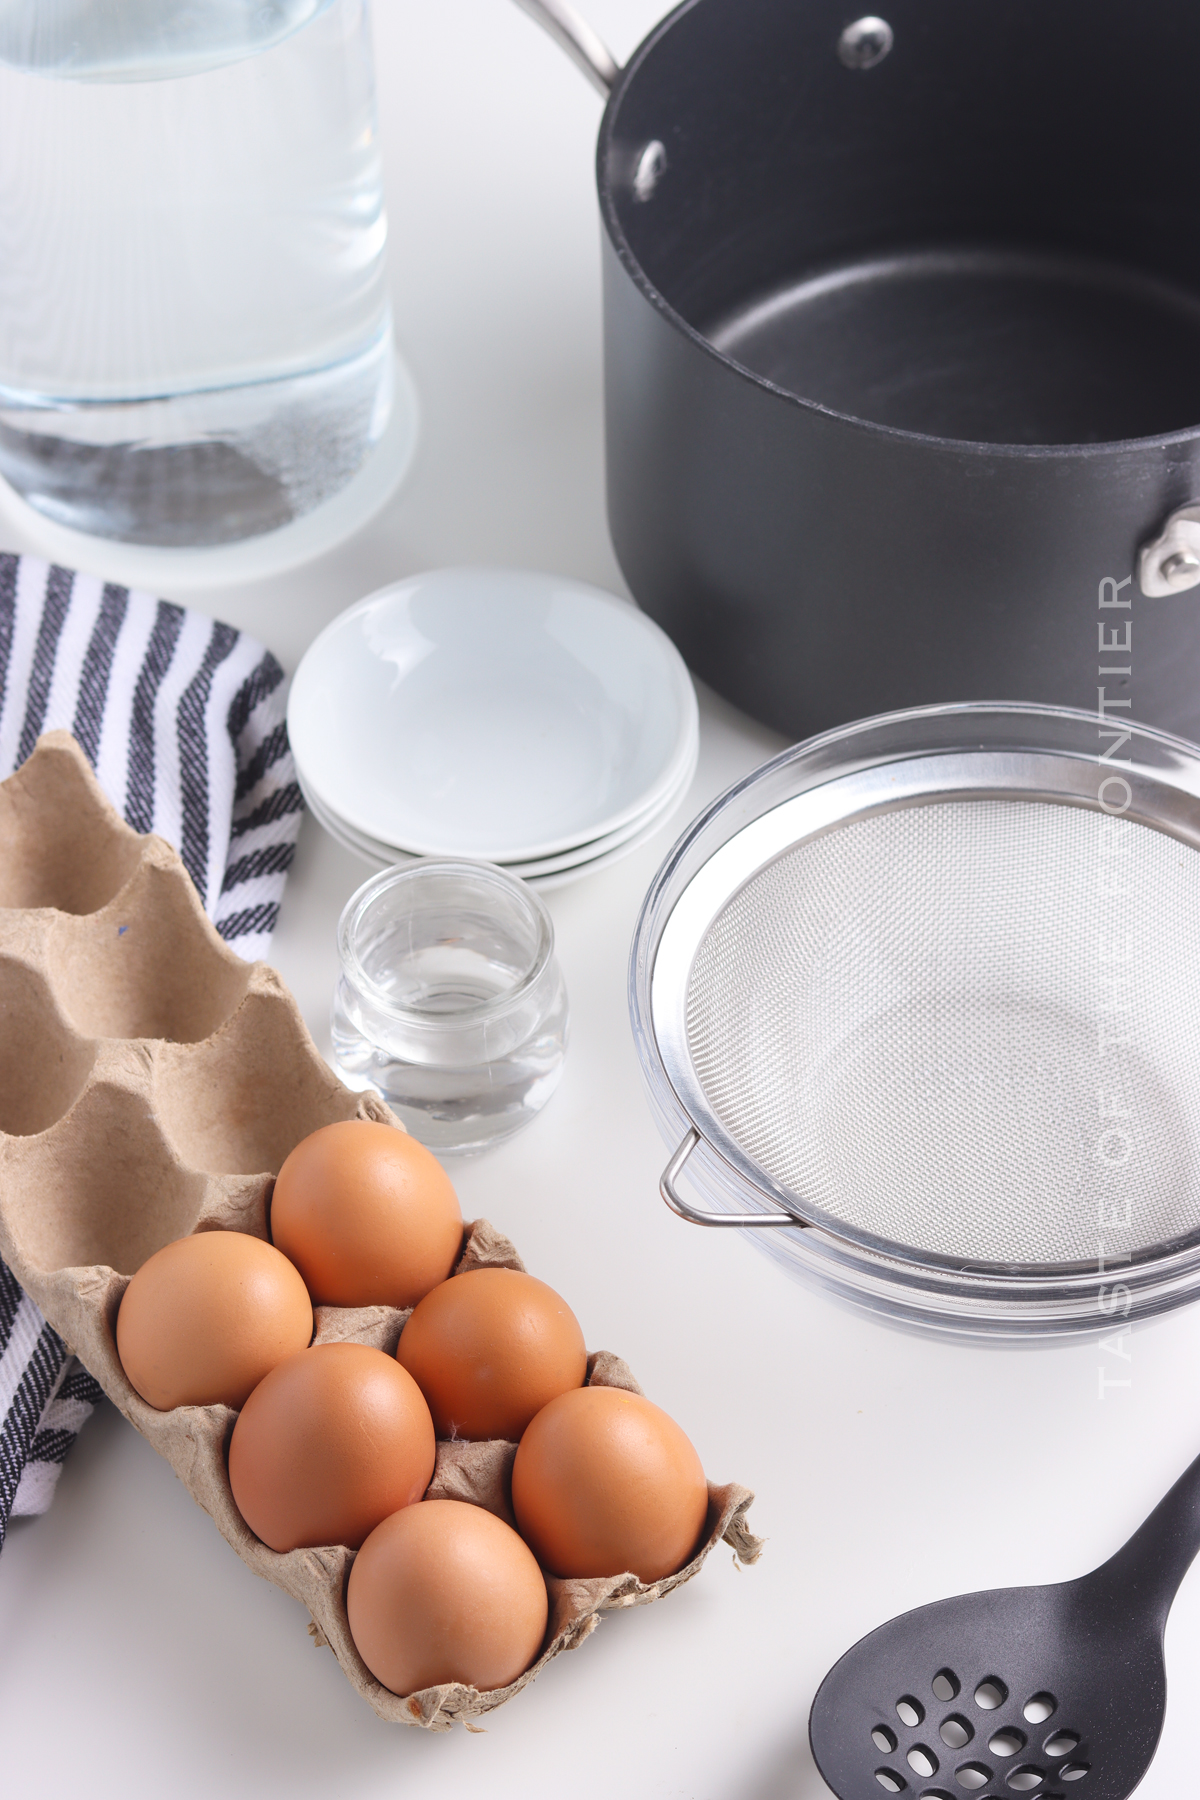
[4,4,1200,1796]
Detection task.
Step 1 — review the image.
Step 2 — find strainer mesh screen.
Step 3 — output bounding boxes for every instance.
[684,799,1200,1265]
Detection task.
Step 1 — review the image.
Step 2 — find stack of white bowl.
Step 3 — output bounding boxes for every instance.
[287,569,699,889]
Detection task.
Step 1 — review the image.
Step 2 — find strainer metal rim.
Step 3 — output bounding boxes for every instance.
[629,701,1200,1301]
[635,1068,1200,1337]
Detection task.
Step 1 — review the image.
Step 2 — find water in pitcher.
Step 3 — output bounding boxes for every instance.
[0,0,393,545]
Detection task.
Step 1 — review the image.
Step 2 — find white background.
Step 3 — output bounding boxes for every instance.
[3,3,1200,1796]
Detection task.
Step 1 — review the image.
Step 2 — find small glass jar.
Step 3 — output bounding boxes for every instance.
[331,861,569,1155]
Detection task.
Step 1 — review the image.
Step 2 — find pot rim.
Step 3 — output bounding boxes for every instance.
[595,0,1200,462]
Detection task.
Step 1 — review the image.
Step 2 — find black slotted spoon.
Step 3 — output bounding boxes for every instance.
[809,1447,1200,1800]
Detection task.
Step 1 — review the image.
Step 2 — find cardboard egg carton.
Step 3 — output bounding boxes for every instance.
[0,733,761,1731]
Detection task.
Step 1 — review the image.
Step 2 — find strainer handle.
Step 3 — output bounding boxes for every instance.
[660,1129,804,1229]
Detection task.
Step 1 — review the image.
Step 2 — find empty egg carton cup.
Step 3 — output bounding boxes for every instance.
[0,733,760,1731]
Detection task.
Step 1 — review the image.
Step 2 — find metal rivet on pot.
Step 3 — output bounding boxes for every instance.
[837,16,894,70]
[633,140,667,203]
[1138,502,1200,596]
[1160,550,1200,590]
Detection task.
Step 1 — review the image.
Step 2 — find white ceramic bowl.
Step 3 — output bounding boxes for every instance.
[287,568,698,863]
[299,729,698,889]
[299,711,698,870]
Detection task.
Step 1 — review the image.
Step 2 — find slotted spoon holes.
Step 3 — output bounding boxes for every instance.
[867,1668,1083,1800]
[954,1766,992,1791]
[1042,1734,1079,1760]
[907,1747,939,1779]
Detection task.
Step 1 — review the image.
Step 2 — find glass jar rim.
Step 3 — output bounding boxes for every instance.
[337,858,556,1032]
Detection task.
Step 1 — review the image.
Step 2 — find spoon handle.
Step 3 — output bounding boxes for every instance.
[1095,1446,1200,1626]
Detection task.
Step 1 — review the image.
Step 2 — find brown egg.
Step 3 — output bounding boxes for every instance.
[512,1386,710,1582]
[395,1267,587,1441]
[270,1119,463,1308]
[115,1230,313,1412]
[347,1499,549,1696]
[228,1343,435,1551]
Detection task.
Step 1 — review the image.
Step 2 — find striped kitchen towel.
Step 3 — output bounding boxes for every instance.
[0,551,305,1548]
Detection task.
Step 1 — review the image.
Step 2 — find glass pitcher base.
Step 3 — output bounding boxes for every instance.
[0,348,418,588]
[0,331,394,548]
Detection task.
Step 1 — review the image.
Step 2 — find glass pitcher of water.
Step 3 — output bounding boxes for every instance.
[0,0,393,547]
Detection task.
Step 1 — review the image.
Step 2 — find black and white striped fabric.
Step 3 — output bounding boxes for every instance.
[0,552,304,1547]
[1,1262,104,1530]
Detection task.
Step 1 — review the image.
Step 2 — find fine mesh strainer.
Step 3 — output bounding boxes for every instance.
[628,703,1200,1337]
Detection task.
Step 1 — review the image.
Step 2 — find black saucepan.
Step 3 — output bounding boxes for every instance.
[515,0,1200,741]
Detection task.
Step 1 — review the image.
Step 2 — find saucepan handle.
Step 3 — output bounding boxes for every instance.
[660,1128,806,1230]
[510,0,621,96]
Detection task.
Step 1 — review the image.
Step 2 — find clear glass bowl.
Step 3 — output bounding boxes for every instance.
[332,860,568,1155]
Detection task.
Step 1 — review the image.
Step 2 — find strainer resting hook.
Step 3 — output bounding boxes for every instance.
[660,1128,803,1229]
